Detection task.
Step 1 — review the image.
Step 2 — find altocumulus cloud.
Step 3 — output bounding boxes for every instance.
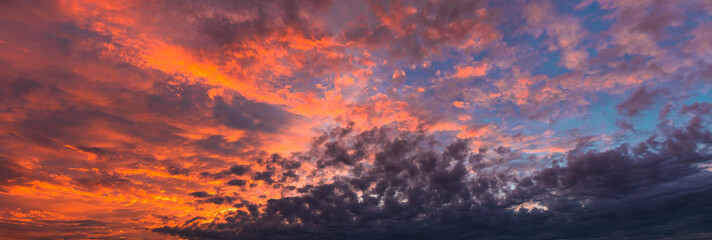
[156,112,712,240]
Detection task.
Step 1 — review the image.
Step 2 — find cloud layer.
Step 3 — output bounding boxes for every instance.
[156,116,712,239]
[1,0,712,239]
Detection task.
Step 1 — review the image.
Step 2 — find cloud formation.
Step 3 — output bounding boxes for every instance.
[157,116,712,239]
[1,0,712,239]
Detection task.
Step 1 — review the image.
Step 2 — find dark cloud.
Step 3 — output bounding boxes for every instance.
[0,154,29,191]
[229,165,250,175]
[213,95,294,133]
[268,153,302,170]
[659,103,673,119]
[616,86,661,116]
[194,135,255,156]
[280,171,299,182]
[253,171,275,184]
[680,102,712,116]
[615,119,635,132]
[227,179,247,186]
[71,170,134,192]
[188,191,241,205]
[156,115,712,239]
[203,195,239,205]
[166,165,191,175]
[188,191,211,198]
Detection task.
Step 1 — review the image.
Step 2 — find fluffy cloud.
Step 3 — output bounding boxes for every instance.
[1,0,712,239]
[156,114,712,239]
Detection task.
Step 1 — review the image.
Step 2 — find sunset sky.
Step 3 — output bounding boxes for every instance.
[1,0,712,239]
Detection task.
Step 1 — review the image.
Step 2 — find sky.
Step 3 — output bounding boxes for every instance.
[1,0,712,239]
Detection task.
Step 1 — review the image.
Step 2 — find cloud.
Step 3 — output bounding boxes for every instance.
[392,69,406,82]
[616,86,661,116]
[229,165,250,175]
[452,101,467,108]
[253,171,275,184]
[2,0,712,239]
[0,155,29,191]
[680,102,712,116]
[189,191,211,198]
[227,179,247,186]
[213,95,295,133]
[454,62,488,79]
[156,113,712,239]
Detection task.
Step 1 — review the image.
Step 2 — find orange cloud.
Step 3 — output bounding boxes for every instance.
[454,62,488,79]
[452,101,468,108]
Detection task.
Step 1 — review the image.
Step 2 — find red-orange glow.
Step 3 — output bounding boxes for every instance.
[2,0,709,239]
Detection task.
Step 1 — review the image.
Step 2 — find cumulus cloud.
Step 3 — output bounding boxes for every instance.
[156,114,712,239]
